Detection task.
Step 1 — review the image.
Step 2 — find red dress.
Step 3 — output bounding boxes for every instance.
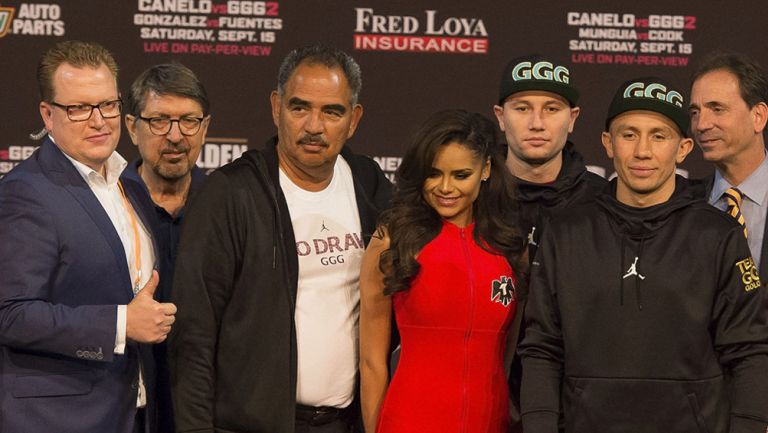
[376,221,518,433]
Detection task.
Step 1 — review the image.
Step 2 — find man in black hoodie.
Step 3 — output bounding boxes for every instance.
[519,77,768,433]
[169,45,391,433]
[493,55,607,431]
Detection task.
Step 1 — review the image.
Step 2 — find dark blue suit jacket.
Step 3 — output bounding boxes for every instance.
[0,138,157,433]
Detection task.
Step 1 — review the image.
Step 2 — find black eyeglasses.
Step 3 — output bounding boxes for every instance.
[137,116,206,136]
[50,99,122,121]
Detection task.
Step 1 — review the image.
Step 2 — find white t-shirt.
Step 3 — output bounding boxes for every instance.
[280,156,363,408]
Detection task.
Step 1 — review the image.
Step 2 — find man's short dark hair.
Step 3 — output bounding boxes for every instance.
[276,44,362,106]
[692,51,768,108]
[38,40,118,102]
[128,63,209,116]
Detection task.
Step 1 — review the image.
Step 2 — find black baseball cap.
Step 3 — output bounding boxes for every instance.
[498,54,579,106]
[606,77,689,136]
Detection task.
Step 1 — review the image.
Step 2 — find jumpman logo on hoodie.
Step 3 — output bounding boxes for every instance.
[527,226,538,246]
[623,256,645,280]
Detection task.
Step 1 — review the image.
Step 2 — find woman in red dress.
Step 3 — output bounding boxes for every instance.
[360,109,527,433]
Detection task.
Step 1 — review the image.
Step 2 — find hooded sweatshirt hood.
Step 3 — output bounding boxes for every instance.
[509,141,607,261]
[595,175,695,310]
[514,142,592,210]
[596,175,694,238]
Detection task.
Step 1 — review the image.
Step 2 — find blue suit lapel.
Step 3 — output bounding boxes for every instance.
[38,139,134,298]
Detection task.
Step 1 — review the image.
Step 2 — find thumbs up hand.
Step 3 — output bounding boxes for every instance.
[126,270,177,343]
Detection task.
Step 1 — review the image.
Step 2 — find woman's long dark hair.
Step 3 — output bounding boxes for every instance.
[378,109,527,296]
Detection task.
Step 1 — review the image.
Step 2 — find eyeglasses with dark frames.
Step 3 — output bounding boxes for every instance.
[49,99,123,121]
[137,116,207,136]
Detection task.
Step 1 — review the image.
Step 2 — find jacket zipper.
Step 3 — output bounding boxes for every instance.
[253,155,299,402]
[459,227,475,433]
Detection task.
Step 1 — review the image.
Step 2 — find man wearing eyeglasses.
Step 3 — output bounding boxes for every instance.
[120,62,210,433]
[0,40,175,433]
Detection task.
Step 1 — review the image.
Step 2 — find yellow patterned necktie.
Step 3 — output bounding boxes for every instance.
[723,187,748,238]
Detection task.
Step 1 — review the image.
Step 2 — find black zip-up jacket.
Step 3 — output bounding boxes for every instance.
[519,177,768,433]
[169,138,392,433]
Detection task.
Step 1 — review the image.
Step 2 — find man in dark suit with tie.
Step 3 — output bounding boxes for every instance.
[689,52,768,280]
[0,40,176,433]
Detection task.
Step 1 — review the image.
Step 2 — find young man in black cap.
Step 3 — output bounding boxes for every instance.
[519,77,768,433]
[493,55,607,432]
[493,55,606,253]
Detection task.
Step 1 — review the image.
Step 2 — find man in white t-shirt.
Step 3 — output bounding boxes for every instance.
[171,44,392,433]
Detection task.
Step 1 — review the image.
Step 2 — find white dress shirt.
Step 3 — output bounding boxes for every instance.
[57,137,155,407]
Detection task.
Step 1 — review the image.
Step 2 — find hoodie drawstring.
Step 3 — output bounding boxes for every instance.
[619,237,626,306]
[619,236,646,311]
[634,237,645,311]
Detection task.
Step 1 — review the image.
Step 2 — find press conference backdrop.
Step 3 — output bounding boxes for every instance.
[1,0,766,181]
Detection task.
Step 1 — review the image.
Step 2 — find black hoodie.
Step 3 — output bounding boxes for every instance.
[513,142,607,257]
[519,176,768,433]
[507,142,607,429]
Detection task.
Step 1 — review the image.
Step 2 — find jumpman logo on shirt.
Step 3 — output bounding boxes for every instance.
[527,226,538,246]
[623,256,645,280]
[320,221,329,232]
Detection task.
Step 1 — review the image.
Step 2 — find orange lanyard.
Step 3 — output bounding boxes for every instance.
[116,180,143,293]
